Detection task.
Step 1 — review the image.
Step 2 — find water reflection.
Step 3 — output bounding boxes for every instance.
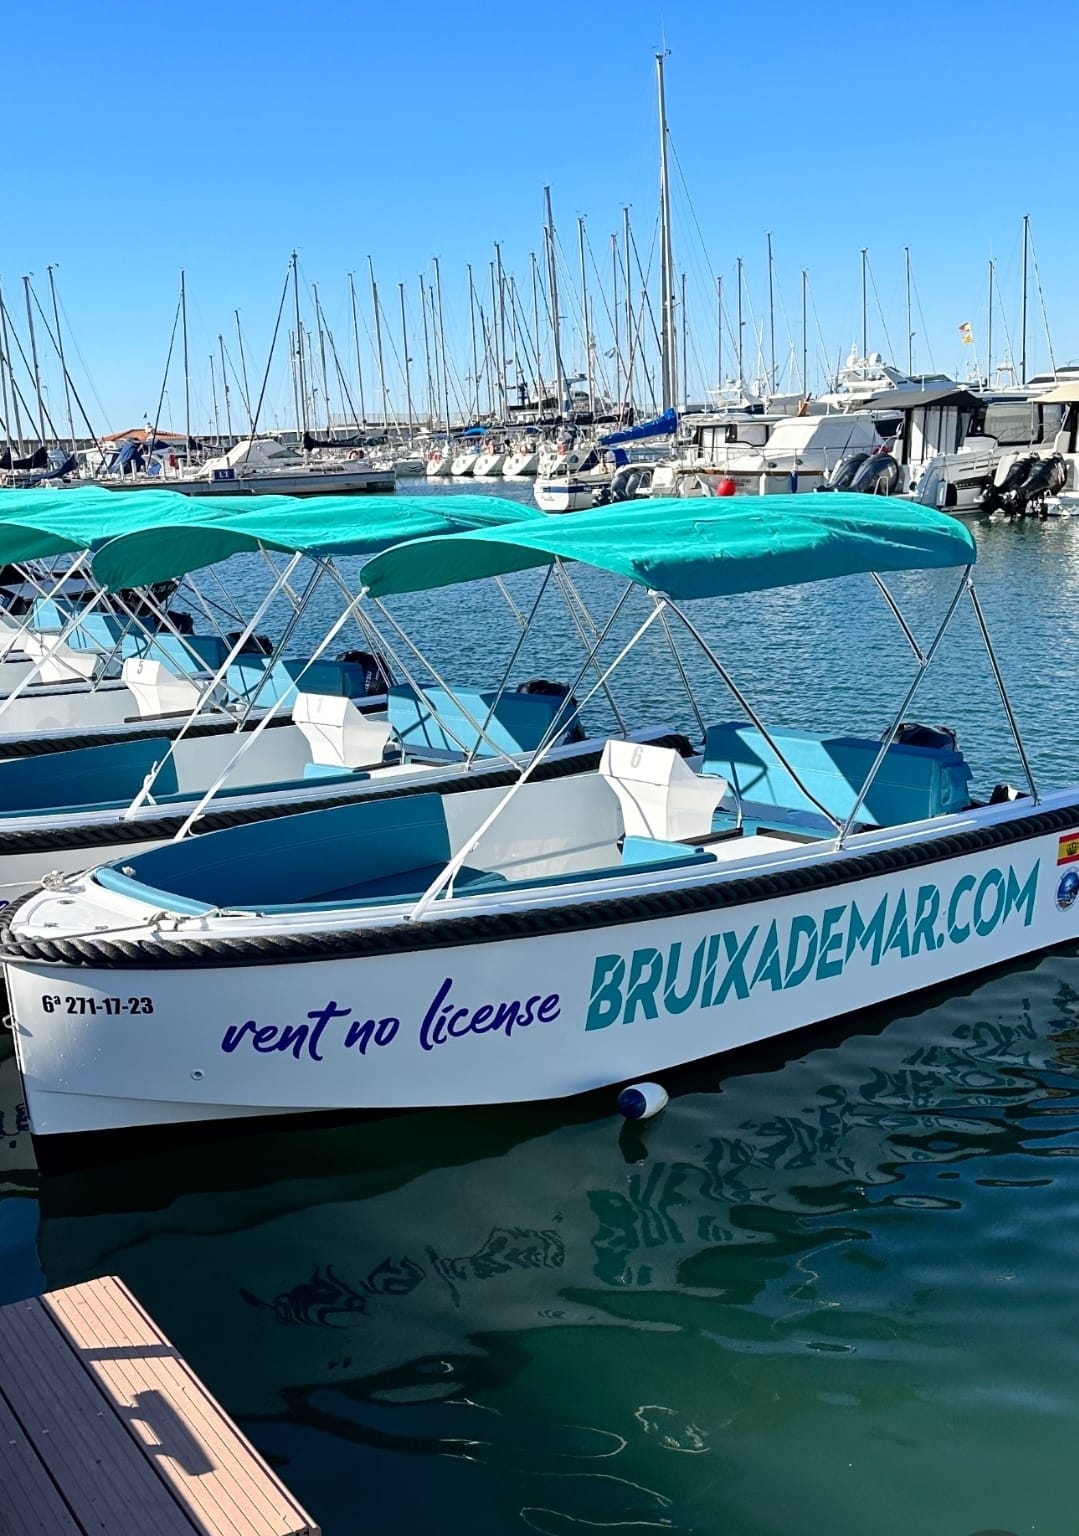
[7,943,1076,1533]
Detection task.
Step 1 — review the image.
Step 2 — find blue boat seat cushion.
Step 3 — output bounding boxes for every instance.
[97,793,454,914]
[387,684,575,758]
[702,721,972,829]
[0,735,178,815]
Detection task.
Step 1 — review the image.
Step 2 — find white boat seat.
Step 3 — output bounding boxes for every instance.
[19,629,99,681]
[599,738,727,843]
[292,689,396,769]
[121,657,211,718]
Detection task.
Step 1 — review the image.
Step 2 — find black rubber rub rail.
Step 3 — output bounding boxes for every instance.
[1,795,1075,971]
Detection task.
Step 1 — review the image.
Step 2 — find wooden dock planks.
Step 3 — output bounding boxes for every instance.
[0,1276,319,1536]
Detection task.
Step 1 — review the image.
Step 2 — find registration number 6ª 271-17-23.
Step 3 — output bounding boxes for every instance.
[41,995,155,1015]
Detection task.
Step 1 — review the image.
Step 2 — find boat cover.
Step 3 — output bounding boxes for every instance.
[358,493,977,602]
[90,494,541,589]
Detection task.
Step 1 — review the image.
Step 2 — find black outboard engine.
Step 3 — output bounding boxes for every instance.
[610,465,645,501]
[895,721,958,752]
[818,451,870,491]
[1013,453,1067,517]
[980,453,1038,514]
[518,677,586,742]
[849,454,901,495]
[227,631,273,655]
[336,648,392,696]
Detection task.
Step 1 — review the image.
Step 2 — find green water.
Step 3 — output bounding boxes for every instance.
[3,500,1079,1535]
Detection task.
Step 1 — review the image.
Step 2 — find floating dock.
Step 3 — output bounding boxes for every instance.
[0,1275,318,1535]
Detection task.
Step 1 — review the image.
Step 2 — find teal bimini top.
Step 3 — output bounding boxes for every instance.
[0,484,305,568]
[358,493,977,602]
[88,492,540,589]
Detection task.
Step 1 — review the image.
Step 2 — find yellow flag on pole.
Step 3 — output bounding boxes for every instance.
[958,321,973,345]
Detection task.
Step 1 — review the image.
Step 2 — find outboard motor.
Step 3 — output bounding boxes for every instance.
[227,631,273,655]
[1013,453,1067,516]
[895,721,958,752]
[518,677,586,743]
[980,453,1038,513]
[818,451,870,491]
[849,454,901,496]
[336,648,392,696]
[609,466,645,501]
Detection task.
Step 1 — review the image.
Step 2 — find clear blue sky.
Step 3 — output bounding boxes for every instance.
[5,0,1071,433]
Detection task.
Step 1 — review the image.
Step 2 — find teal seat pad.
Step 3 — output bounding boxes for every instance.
[703,720,972,829]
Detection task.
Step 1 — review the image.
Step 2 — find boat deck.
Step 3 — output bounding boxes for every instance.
[0,1275,318,1536]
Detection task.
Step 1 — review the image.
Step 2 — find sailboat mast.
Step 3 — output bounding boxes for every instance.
[0,286,23,457]
[488,261,498,416]
[577,217,594,416]
[290,254,307,439]
[681,272,690,408]
[612,233,622,408]
[716,274,722,396]
[312,283,332,434]
[368,258,389,429]
[530,251,542,410]
[736,256,744,390]
[801,269,808,395]
[509,275,522,408]
[904,246,913,375]
[987,258,994,389]
[209,352,220,441]
[495,241,507,421]
[544,187,564,415]
[433,256,451,436]
[656,50,676,412]
[22,276,47,447]
[467,264,479,418]
[0,284,13,464]
[1020,213,1029,385]
[418,275,433,428]
[234,310,253,431]
[398,282,414,443]
[623,206,634,411]
[348,273,367,429]
[219,335,232,441]
[860,248,868,360]
[767,231,775,392]
[46,266,76,451]
[181,268,192,455]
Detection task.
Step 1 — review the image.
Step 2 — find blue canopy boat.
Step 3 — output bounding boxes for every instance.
[0,489,627,902]
[5,494,1070,1160]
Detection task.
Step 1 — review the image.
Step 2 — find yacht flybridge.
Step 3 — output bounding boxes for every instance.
[5,494,1074,1158]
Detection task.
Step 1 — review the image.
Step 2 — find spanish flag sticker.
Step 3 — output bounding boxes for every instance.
[1059,833,1079,865]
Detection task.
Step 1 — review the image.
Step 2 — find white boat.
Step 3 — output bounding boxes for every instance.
[107,437,397,498]
[472,446,508,478]
[648,413,784,497]
[908,383,1071,516]
[424,446,455,477]
[534,443,608,512]
[719,412,886,495]
[6,493,1069,1158]
[0,490,576,901]
[503,440,540,476]
[450,447,481,477]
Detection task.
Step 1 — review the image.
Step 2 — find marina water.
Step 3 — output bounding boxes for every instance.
[3,488,1079,1535]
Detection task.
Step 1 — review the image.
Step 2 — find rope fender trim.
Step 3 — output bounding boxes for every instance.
[1,794,1075,971]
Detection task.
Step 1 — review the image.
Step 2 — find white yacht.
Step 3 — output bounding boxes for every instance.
[717,412,886,495]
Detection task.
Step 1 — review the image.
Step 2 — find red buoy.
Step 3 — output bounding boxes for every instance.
[716,478,736,497]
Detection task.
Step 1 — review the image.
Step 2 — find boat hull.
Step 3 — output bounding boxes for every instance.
[7,798,1075,1141]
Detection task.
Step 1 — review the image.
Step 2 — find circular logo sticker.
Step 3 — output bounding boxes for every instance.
[1057,871,1079,911]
